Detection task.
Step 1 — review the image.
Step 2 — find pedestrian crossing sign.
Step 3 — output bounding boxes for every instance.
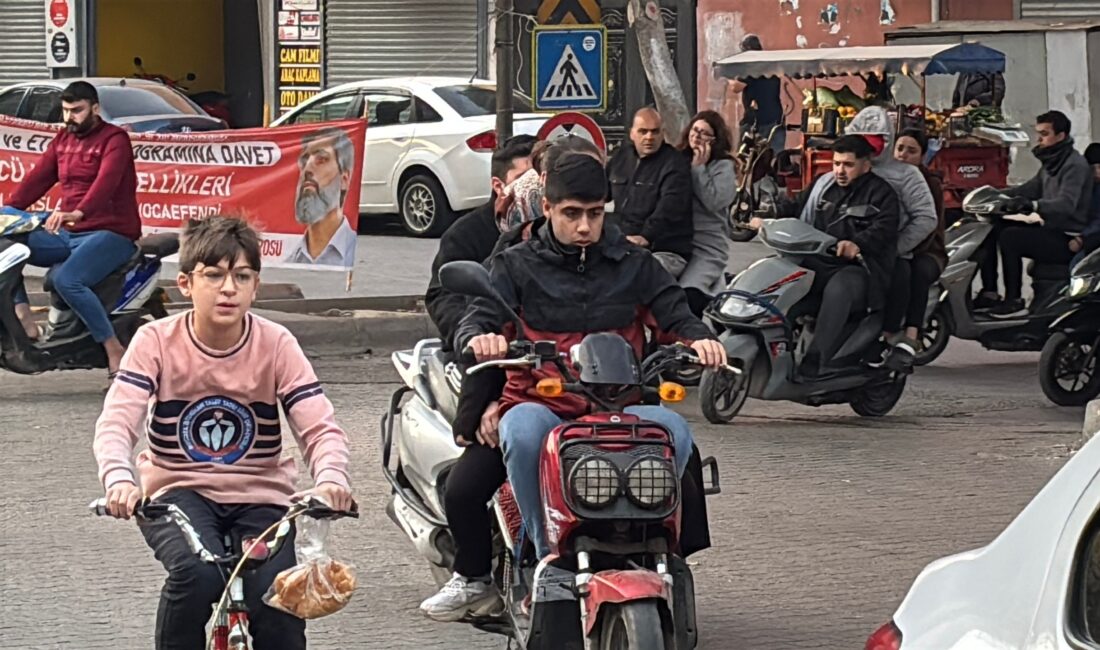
[533,25,606,112]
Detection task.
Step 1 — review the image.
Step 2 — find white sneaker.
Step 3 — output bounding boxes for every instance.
[419,573,502,622]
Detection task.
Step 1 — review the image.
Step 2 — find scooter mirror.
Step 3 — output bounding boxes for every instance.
[440,260,527,339]
[439,260,496,299]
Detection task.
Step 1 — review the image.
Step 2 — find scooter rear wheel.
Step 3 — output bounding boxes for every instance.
[700,368,749,424]
[597,601,667,650]
[850,376,907,417]
[1039,332,1100,407]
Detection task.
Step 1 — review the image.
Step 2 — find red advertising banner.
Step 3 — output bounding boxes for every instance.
[0,116,367,271]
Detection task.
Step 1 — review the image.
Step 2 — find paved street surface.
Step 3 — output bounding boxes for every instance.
[0,339,1084,649]
[0,230,1083,649]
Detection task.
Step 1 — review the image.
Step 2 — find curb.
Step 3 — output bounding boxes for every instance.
[252,308,438,354]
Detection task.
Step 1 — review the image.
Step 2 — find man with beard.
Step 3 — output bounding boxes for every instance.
[8,81,140,380]
[285,127,357,267]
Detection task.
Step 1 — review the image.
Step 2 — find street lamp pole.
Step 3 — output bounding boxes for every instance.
[495,0,515,144]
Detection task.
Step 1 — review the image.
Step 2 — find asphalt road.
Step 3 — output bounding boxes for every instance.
[0,336,1085,649]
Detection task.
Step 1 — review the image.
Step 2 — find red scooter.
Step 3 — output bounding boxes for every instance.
[383,260,721,649]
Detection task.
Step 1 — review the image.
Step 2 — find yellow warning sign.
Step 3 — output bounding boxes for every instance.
[537,0,600,25]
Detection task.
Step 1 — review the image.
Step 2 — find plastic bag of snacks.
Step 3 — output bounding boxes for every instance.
[263,516,357,619]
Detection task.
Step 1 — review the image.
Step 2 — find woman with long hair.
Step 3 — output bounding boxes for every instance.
[883,128,948,366]
[678,110,737,316]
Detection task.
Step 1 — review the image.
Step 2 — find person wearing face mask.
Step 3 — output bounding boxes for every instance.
[285,127,358,267]
[982,111,1094,318]
[881,129,947,368]
[7,81,140,380]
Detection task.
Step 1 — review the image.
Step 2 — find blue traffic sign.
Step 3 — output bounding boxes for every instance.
[533,26,606,112]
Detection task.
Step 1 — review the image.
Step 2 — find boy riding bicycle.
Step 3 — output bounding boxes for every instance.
[93,216,353,649]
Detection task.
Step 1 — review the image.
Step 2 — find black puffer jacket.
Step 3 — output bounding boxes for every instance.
[782,171,901,310]
[607,142,694,260]
[425,199,503,351]
[455,224,714,417]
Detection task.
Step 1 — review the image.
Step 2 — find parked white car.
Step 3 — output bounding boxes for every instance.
[866,420,1100,650]
[271,77,547,236]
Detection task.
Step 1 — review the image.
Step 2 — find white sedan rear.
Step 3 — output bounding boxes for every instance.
[867,418,1100,650]
[272,77,547,236]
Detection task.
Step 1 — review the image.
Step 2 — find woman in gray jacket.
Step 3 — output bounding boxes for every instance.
[679,110,737,316]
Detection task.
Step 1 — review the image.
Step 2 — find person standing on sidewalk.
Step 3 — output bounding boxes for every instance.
[7,81,141,379]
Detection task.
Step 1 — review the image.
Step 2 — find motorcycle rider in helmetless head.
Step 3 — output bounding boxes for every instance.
[419,151,726,620]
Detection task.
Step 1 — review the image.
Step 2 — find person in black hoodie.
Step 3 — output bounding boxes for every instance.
[760,134,900,376]
[985,111,1094,318]
[607,107,694,276]
[425,135,538,351]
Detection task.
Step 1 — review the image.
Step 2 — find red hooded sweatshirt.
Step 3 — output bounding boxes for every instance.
[9,119,141,241]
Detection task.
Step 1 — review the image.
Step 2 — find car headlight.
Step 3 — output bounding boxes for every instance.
[570,457,621,508]
[718,296,766,320]
[625,457,677,508]
[1069,275,1095,298]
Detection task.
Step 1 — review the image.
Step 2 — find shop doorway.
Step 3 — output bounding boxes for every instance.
[91,0,264,127]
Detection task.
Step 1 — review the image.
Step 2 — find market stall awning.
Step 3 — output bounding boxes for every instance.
[714,43,1006,80]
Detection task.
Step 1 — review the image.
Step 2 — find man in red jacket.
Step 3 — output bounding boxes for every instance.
[8,81,141,376]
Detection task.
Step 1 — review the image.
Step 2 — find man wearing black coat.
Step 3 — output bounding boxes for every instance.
[769,134,901,376]
[425,135,538,351]
[606,107,694,276]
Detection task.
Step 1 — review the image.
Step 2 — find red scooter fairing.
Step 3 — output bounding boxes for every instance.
[582,569,670,636]
[539,413,682,557]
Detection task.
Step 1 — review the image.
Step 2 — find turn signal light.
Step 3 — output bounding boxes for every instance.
[865,621,902,650]
[466,130,497,152]
[658,382,686,403]
[536,378,565,398]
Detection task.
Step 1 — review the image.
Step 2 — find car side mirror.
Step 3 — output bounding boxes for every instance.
[439,260,526,340]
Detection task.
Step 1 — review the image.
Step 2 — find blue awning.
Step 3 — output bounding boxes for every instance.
[714,43,1006,80]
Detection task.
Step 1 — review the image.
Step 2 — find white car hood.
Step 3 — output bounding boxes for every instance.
[894,431,1100,649]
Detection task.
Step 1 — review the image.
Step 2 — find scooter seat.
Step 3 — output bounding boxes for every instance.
[1028,261,1070,282]
[138,233,180,258]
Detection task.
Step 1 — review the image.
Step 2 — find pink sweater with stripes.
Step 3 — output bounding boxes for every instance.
[94,311,351,506]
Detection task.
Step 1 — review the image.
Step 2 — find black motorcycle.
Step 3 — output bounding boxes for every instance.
[1039,248,1100,406]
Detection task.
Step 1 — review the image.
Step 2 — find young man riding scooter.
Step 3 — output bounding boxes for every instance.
[419,152,725,621]
[752,134,901,377]
[6,80,141,379]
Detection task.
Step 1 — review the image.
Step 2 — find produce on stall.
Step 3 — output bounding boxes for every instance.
[714,43,1016,209]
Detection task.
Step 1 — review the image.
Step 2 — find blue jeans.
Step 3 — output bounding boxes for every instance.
[499,402,694,559]
[12,229,136,343]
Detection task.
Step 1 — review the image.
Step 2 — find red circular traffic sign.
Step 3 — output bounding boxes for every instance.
[50,0,69,27]
[536,111,607,155]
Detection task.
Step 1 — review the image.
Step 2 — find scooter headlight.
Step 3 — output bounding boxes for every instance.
[625,457,677,508]
[1069,275,1096,298]
[569,457,621,508]
[718,296,766,320]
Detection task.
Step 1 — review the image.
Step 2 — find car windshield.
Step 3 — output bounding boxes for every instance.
[433,85,533,117]
[97,85,205,119]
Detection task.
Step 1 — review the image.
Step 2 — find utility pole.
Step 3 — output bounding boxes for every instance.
[628,0,689,145]
[495,0,515,144]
